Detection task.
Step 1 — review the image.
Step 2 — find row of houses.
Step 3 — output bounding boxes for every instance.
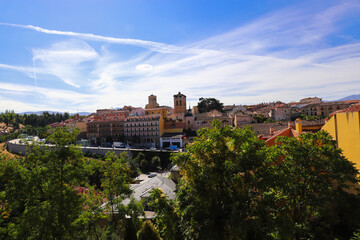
[49,94,359,148]
[99,102,360,221]
[246,97,359,121]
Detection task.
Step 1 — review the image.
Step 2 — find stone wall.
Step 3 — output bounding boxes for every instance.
[7,139,174,157]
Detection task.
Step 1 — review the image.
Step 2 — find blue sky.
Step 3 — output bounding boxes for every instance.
[0,0,359,113]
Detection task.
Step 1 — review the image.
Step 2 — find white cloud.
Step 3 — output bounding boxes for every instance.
[32,39,98,87]
[0,1,359,112]
[0,22,196,54]
[136,64,153,72]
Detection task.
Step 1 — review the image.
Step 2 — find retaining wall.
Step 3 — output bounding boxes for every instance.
[7,139,175,158]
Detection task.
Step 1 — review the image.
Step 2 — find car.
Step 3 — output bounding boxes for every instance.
[148,173,157,178]
[150,147,156,151]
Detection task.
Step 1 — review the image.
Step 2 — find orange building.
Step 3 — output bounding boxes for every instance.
[173,92,187,118]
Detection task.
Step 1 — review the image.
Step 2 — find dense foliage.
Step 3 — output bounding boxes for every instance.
[0,128,144,239]
[0,132,20,143]
[1,120,360,239]
[0,110,71,128]
[197,97,224,113]
[300,113,326,121]
[253,113,271,123]
[173,121,266,239]
[150,120,360,240]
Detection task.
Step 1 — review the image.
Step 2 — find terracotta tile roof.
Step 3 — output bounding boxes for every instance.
[343,100,360,104]
[294,119,325,127]
[238,122,287,135]
[333,103,360,115]
[265,127,299,146]
[275,104,288,108]
[125,114,160,121]
[164,121,185,129]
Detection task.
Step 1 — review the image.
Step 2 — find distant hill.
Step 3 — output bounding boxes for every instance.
[324,94,360,102]
[76,112,92,116]
[335,94,360,101]
[19,111,92,116]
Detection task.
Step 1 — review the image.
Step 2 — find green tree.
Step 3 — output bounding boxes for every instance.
[137,220,162,240]
[0,155,27,239]
[140,159,148,172]
[0,127,86,239]
[173,120,266,240]
[263,131,359,239]
[135,152,147,173]
[149,188,182,240]
[253,113,269,123]
[100,152,133,237]
[151,156,161,171]
[197,97,224,113]
[351,230,360,240]
[72,185,107,240]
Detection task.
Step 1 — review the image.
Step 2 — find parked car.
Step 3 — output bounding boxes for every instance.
[113,142,126,148]
[148,173,157,178]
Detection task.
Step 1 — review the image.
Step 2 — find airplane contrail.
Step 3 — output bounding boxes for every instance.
[0,22,199,54]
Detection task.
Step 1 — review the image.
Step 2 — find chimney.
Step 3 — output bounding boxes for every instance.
[288,121,292,128]
[270,127,274,134]
[295,118,302,134]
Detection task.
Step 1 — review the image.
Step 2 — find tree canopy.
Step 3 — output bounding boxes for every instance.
[167,120,359,240]
[0,127,86,239]
[0,128,144,239]
[1,120,360,239]
[173,120,266,239]
[262,131,359,239]
[197,97,224,113]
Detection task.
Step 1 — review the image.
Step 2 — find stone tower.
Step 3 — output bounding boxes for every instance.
[145,94,159,109]
[174,92,186,115]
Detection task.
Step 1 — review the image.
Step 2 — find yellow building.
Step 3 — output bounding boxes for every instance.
[322,104,360,170]
[145,108,167,119]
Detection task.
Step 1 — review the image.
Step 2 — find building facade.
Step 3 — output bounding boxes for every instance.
[193,110,232,131]
[173,92,187,118]
[269,104,292,121]
[145,94,160,109]
[96,109,129,121]
[124,115,164,148]
[86,119,125,145]
[300,101,351,117]
[322,104,360,170]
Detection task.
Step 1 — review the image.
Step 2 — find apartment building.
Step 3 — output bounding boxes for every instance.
[124,115,164,148]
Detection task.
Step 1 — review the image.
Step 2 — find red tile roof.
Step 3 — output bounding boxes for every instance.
[343,100,360,104]
[275,104,288,108]
[265,127,299,146]
[330,103,360,116]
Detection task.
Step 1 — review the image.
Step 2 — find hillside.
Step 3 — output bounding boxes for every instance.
[335,94,360,101]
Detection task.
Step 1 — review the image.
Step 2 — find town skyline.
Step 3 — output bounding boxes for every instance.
[0,0,359,113]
